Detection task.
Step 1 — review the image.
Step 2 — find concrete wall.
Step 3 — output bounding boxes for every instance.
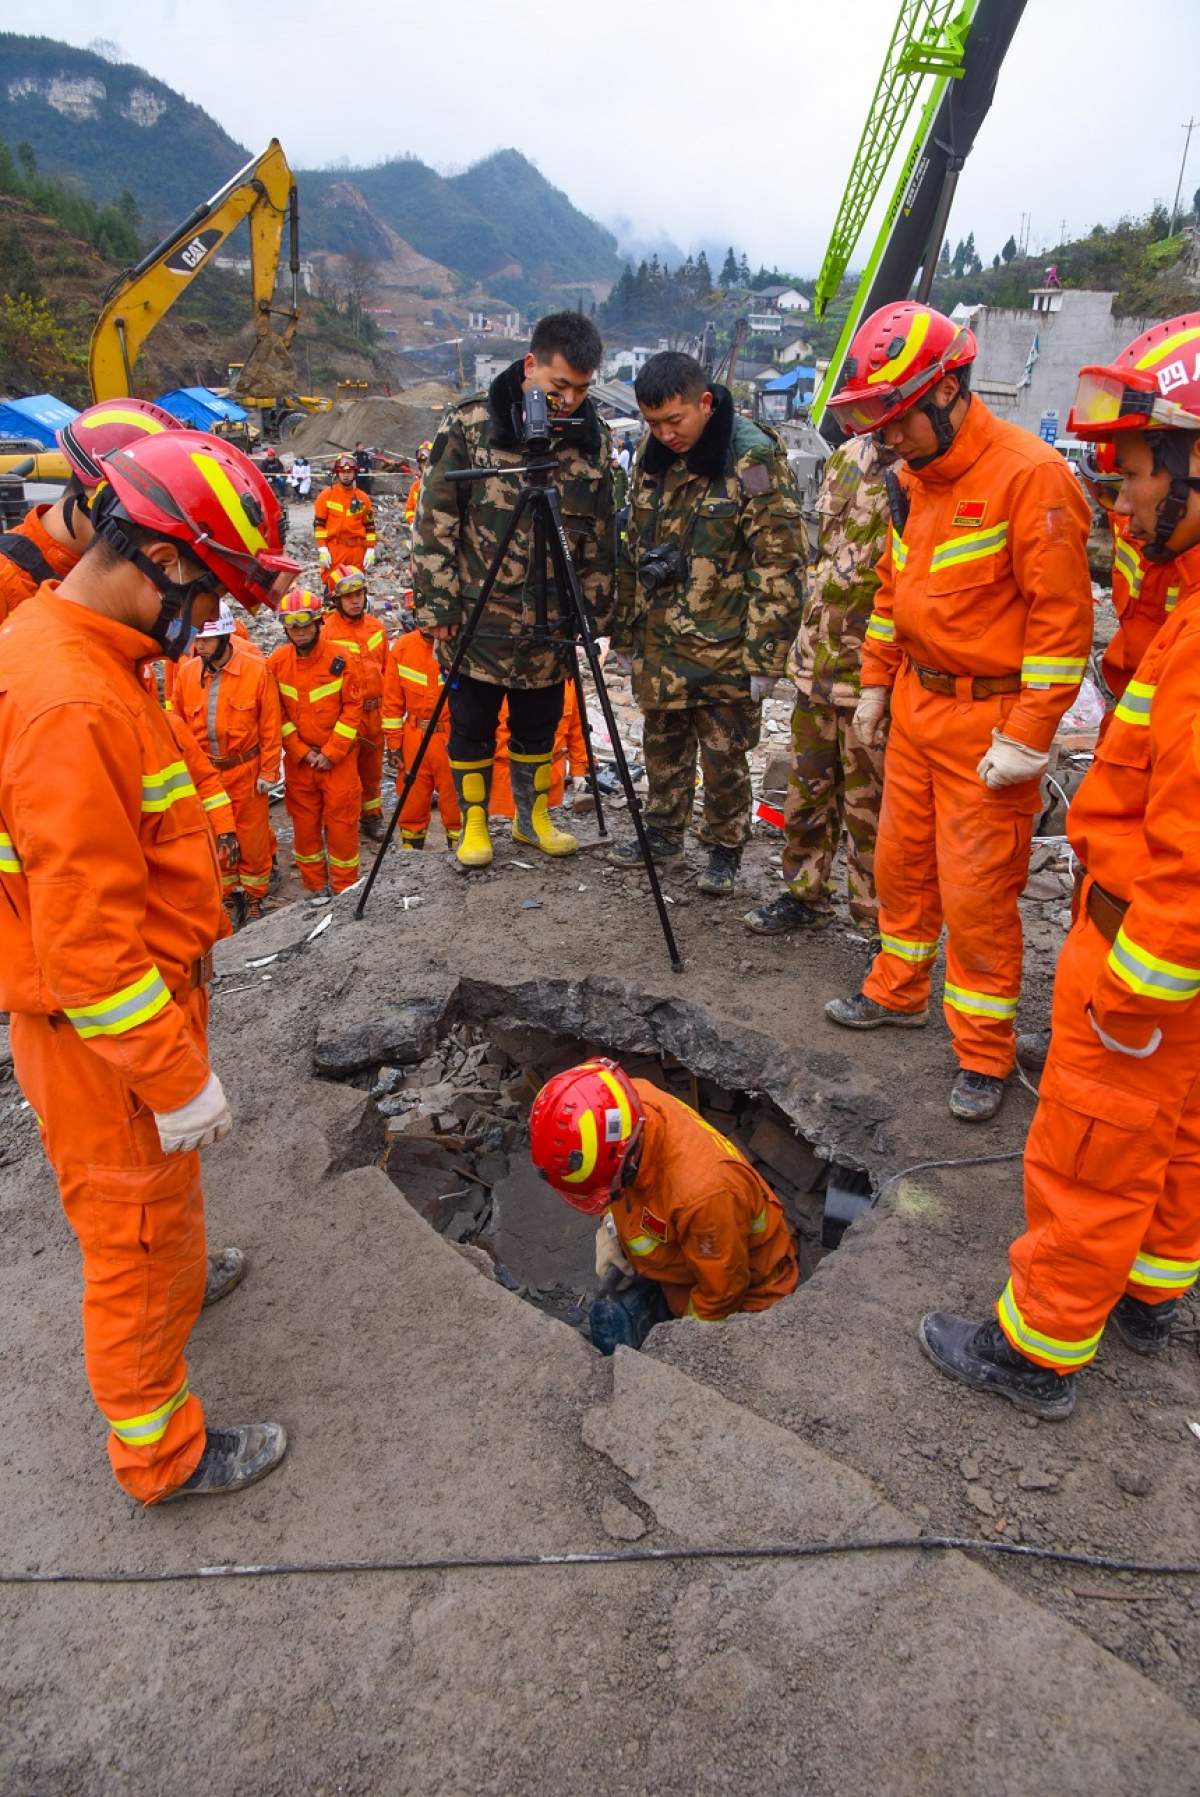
[969,290,1159,436]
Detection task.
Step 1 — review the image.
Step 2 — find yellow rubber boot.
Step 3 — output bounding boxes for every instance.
[449,757,494,869]
[510,750,577,857]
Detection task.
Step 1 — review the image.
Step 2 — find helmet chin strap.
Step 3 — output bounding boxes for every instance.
[1145,431,1200,562]
[95,514,214,660]
[907,381,970,470]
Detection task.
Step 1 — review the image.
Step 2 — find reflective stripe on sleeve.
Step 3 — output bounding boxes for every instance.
[278,682,299,700]
[749,1206,768,1236]
[943,983,1019,1020]
[106,1378,190,1445]
[141,761,196,814]
[865,613,895,643]
[395,664,430,685]
[1021,655,1086,686]
[1113,680,1154,727]
[281,721,298,738]
[0,830,22,874]
[880,932,939,964]
[64,966,171,1039]
[333,721,357,741]
[1107,926,1200,1002]
[202,790,231,813]
[382,714,404,731]
[309,678,344,702]
[997,1280,1102,1369]
[1127,1251,1200,1291]
[625,1232,657,1257]
[929,521,1009,572]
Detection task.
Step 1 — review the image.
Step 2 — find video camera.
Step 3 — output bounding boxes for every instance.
[520,386,587,453]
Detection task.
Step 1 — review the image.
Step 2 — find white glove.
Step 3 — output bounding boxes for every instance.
[749,676,777,703]
[256,776,276,795]
[595,1214,632,1279]
[154,1072,232,1155]
[607,648,633,676]
[976,730,1049,790]
[317,546,332,570]
[853,686,890,748]
[363,548,377,571]
[1089,1010,1162,1060]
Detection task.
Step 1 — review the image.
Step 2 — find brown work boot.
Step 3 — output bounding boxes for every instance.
[158,1424,288,1503]
[203,1247,246,1309]
[824,992,928,1030]
[362,813,385,841]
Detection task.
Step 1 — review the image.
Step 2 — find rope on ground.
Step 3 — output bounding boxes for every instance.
[875,1149,1023,1200]
[4,1534,1200,1588]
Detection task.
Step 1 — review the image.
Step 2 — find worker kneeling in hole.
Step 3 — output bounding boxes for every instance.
[530,1059,798,1353]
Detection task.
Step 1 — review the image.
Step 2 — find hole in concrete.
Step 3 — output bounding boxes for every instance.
[361,1010,876,1339]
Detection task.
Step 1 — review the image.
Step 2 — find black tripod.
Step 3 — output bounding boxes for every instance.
[354,404,682,973]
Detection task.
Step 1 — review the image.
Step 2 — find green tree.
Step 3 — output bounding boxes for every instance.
[719,245,739,286]
[939,240,951,271]
[695,249,712,294]
[1001,235,1017,263]
[16,141,36,179]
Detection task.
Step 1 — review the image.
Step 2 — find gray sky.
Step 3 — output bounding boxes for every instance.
[8,0,1200,273]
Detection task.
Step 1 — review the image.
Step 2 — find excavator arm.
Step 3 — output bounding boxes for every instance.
[89,138,300,401]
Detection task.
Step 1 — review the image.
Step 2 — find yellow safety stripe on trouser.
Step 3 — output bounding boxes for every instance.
[328,852,360,870]
[996,1280,1102,1369]
[685,1297,727,1321]
[1113,680,1154,728]
[943,983,1018,1020]
[140,761,196,814]
[64,966,171,1039]
[0,829,22,873]
[106,1377,190,1446]
[1021,655,1086,686]
[880,932,939,964]
[865,612,895,642]
[293,850,326,865]
[361,795,383,813]
[1107,924,1200,1002]
[401,828,427,847]
[1128,1251,1200,1292]
[928,522,1009,572]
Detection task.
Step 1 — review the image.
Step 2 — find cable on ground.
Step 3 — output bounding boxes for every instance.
[4,1534,1200,1588]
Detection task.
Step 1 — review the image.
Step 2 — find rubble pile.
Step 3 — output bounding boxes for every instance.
[366,1018,834,1332]
[285,391,454,463]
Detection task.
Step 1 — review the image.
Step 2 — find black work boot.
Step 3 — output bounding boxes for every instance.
[1109,1293,1177,1356]
[608,828,684,870]
[361,813,385,841]
[1016,1030,1051,1074]
[158,1423,288,1503]
[202,1247,246,1309]
[824,992,928,1030]
[918,1313,1076,1420]
[949,1070,1006,1122]
[697,845,741,896]
[743,890,829,935]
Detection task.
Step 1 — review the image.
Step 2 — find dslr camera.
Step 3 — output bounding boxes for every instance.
[638,543,690,596]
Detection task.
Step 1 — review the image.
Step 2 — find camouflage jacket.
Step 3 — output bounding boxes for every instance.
[790,435,897,705]
[612,387,805,710]
[412,360,614,689]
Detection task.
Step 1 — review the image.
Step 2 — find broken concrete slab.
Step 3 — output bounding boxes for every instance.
[314,995,451,1076]
[489,1157,596,1291]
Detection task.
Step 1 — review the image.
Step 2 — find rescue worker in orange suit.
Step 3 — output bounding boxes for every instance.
[0,397,180,626]
[491,680,588,818]
[920,314,1200,1419]
[325,564,388,839]
[530,1059,798,1353]
[313,453,376,594]
[0,429,299,1502]
[403,440,432,529]
[172,602,283,922]
[381,621,461,849]
[269,586,365,895]
[1080,442,1184,716]
[822,302,1093,1122]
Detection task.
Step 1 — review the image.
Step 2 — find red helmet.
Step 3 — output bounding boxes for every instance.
[58,397,181,490]
[93,430,299,612]
[332,453,357,479]
[331,563,366,598]
[827,302,976,436]
[1079,439,1122,513]
[529,1058,645,1215]
[1068,313,1200,439]
[417,439,433,461]
[278,585,324,626]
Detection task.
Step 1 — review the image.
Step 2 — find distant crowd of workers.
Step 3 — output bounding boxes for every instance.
[0,293,1197,1506]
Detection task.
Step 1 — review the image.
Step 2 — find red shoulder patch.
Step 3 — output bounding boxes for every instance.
[951,500,988,528]
[641,1208,668,1241]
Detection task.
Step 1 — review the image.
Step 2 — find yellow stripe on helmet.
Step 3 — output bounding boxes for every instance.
[867,308,931,385]
[83,407,169,434]
[1134,324,1200,372]
[189,451,267,555]
[563,1109,598,1185]
[595,1067,633,1141]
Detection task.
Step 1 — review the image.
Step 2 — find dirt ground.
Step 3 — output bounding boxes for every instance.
[6,560,1200,1791]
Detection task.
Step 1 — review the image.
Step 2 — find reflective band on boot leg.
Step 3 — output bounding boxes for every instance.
[510,751,577,857]
[450,757,494,868]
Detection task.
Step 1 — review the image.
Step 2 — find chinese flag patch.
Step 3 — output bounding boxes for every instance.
[641,1208,668,1241]
[952,499,988,528]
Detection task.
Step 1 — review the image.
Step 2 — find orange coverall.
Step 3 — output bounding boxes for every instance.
[382,627,460,847]
[491,681,588,816]
[404,475,421,527]
[269,630,364,891]
[860,399,1093,1076]
[173,640,283,901]
[999,540,1200,1371]
[325,609,388,822]
[162,615,258,713]
[0,587,224,1503]
[1101,512,1181,708]
[313,483,376,590]
[0,505,81,625]
[608,1082,798,1320]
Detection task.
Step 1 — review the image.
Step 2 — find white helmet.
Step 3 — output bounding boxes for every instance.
[198,601,237,638]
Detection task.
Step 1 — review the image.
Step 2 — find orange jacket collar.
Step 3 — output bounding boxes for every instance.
[32,583,161,667]
[1168,538,1200,603]
[904,394,994,487]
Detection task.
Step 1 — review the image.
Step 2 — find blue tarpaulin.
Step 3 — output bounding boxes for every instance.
[155,388,249,429]
[0,393,79,445]
[761,366,817,393]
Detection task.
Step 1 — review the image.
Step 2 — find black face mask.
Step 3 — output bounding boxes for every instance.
[147,561,222,661]
[1144,431,1200,563]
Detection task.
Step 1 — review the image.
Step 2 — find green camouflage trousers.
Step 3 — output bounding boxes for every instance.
[782,690,884,926]
[642,702,762,850]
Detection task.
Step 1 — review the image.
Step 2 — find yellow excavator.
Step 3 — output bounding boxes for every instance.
[88,138,332,436]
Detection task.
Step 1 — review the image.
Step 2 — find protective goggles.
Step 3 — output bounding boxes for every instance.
[826,342,965,435]
[1068,364,1200,437]
[1079,442,1122,512]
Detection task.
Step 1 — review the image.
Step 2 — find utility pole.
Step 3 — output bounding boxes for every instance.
[1172,116,1197,233]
